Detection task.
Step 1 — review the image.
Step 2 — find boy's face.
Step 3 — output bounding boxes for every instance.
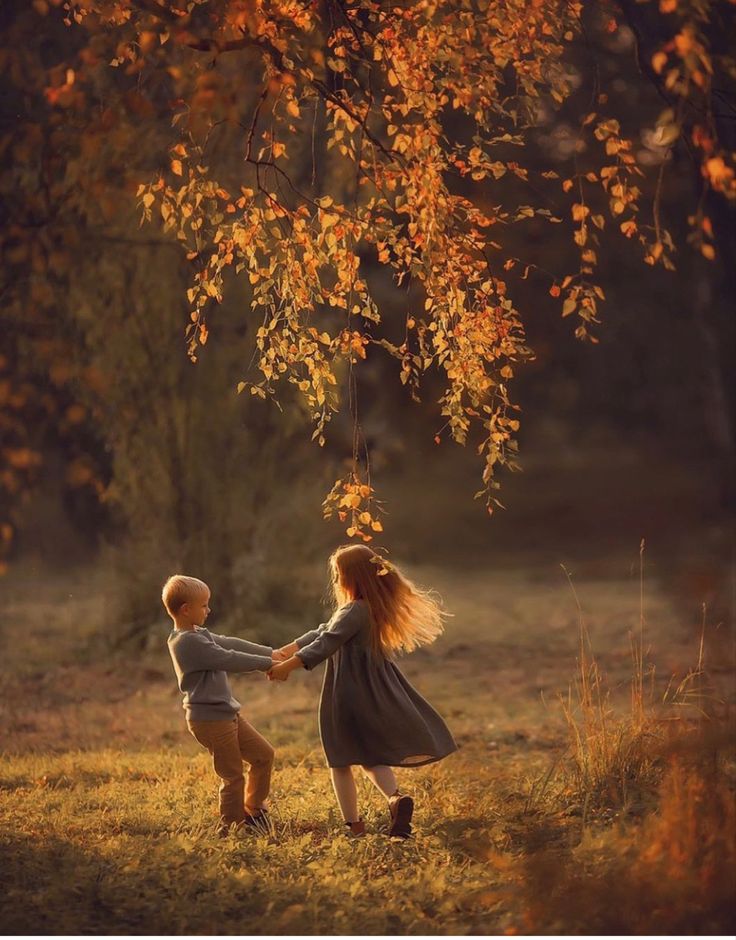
[180,589,211,627]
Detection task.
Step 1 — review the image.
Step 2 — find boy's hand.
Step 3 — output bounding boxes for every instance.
[268,661,292,682]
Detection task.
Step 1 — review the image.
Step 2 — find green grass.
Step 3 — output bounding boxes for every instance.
[1,561,734,934]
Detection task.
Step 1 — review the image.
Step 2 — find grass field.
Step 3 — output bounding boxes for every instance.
[1,550,734,935]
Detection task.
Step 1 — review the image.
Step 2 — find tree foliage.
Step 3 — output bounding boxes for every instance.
[2,0,734,558]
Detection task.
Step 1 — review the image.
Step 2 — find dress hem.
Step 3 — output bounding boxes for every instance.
[327,746,459,769]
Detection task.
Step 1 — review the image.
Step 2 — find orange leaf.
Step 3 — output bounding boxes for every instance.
[652,51,668,74]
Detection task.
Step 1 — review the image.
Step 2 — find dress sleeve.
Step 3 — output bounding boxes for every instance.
[294,622,329,650]
[208,632,273,657]
[296,604,366,671]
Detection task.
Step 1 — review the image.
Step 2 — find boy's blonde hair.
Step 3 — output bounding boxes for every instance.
[162,575,209,616]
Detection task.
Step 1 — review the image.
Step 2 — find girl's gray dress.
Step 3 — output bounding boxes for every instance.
[294,600,458,768]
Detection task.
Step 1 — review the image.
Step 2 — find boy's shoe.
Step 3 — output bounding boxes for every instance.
[388,794,414,838]
[344,819,366,838]
[237,809,271,834]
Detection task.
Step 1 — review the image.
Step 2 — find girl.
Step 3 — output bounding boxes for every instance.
[268,544,457,838]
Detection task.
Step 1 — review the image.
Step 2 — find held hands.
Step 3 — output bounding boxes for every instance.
[267,656,302,682]
[267,642,301,682]
[267,661,292,682]
[271,641,299,663]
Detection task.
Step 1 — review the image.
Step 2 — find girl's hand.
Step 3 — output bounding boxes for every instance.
[268,661,292,682]
[272,641,299,662]
[268,656,303,682]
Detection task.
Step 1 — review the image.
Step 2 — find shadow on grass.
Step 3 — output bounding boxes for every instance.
[0,831,275,935]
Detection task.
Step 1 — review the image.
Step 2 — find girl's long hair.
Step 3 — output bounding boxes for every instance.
[328,544,447,657]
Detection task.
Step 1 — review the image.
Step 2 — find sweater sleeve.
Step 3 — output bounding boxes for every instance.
[207,631,273,657]
[176,632,272,674]
[294,622,329,649]
[296,604,366,671]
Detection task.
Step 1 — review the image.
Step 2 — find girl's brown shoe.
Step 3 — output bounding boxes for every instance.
[344,819,366,838]
[388,794,414,838]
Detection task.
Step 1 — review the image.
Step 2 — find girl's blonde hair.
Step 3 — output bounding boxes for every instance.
[162,575,209,616]
[329,545,447,657]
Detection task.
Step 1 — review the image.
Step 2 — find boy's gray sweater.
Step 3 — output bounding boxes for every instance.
[167,627,273,721]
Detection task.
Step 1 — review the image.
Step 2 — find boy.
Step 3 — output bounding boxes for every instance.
[163,574,277,836]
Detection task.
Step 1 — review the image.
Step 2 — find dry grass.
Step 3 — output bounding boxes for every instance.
[557,543,711,808]
[0,558,734,934]
[515,745,736,934]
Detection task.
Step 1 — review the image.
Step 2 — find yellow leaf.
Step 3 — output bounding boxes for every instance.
[171,159,183,176]
[371,520,383,532]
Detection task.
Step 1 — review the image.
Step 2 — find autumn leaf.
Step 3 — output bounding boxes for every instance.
[652,51,668,74]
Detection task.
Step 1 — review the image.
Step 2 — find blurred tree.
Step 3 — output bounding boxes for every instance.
[0,0,330,643]
[80,245,331,646]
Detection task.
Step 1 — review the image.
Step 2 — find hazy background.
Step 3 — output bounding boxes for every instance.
[1,3,733,654]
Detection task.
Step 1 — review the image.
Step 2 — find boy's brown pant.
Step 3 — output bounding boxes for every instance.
[187,714,274,826]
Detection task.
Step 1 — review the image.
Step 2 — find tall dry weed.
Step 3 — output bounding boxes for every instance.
[559,541,708,806]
